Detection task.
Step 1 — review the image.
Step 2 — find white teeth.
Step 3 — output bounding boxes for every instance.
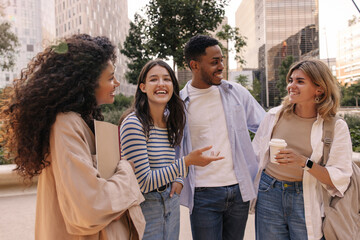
[156,90,167,94]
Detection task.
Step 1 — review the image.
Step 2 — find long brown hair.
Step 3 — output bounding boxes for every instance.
[280,59,340,119]
[0,34,116,180]
[119,59,185,147]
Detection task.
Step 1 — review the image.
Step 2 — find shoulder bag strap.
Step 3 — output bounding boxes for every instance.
[321,116,341,166]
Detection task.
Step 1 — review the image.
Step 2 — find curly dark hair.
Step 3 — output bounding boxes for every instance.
[0,34,116,180]
[119,59,185,147]
[184,34,219,69]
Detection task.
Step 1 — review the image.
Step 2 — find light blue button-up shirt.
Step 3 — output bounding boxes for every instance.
[177,80,266,213]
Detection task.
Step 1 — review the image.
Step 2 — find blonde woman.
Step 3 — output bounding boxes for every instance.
[252,59,353,240]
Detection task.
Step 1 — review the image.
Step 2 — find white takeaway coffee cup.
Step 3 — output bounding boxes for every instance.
[269,138,287,164]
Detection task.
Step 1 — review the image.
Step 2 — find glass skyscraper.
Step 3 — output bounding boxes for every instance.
[236,0,319,107]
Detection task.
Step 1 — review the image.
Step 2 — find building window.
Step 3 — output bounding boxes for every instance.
[64,24,66,32]
[79,15,81,24]
[5,74,10,82]
[26,44,34,52]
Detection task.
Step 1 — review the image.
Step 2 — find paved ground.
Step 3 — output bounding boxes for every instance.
[0,186,255,240]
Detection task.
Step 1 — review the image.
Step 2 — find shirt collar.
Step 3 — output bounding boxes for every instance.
[182,79,232,102]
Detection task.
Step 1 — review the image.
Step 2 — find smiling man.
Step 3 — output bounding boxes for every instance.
[178,35,265,240]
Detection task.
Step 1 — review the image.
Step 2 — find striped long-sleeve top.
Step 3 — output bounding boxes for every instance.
[120,113,188,193]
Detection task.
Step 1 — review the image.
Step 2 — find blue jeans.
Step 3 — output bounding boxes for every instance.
[190,184,249,240]
[255,171,307,240]
[140,185,180,240]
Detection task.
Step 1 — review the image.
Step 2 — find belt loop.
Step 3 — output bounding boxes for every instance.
[270,178,276,189]
[295,182,300,194]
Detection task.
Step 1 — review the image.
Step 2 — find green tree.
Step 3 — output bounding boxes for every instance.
[347,81,360,107]
[120,14,152,84]
[122,0,230,77]
[276,55,294,104]
[1,1,19,71]
[145,0,229,69]
[101,94,134,124]
[236,74,261,104]
[249,77,261,104]
[340,83,355,106]
[348,15,357,26]
[0,21,19,71]
[216,24,247,79]
[236,74,249,87]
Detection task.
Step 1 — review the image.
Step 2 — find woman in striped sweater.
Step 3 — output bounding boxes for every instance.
[119,59,222,240]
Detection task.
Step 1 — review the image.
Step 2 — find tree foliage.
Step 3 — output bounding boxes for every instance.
[343,114,360,152]
[216,24,247,79]
[236,74,249,87]
[249,77,261,104]
[341,81,360,107]
[236,74,261,104]
[216,24,247,64]
[120,14,152,84]
[347,81,360,107]
[101,94,134,124]
[276,55,294,104]
[145,0,229,69]
[121,0,238,82]
[0,21,19,71]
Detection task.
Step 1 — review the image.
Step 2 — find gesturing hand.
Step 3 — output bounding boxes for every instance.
[184,145,224,167]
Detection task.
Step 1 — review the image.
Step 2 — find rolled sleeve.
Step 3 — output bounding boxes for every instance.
[324,119,353,197]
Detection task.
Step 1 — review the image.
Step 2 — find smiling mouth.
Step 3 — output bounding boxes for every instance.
[214,72,223,78]
[155,90,168,95]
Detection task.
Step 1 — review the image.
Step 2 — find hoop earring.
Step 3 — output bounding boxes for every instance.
[315,96,320,103]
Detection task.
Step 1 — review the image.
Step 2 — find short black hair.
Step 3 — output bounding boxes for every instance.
[184,35,219,69]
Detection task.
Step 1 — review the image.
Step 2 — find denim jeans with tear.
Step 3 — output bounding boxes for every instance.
[141,185,180,240]
[190,184,249,240]
[255,171,308,240]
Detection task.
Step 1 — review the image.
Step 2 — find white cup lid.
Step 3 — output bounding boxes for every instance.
[269,138,287,146]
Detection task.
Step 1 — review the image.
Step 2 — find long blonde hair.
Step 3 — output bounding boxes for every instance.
[281,59,340,119]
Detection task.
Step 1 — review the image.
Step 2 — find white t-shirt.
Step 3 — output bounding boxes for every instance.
[187,84,238,187]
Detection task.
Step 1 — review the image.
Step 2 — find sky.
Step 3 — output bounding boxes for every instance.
[319,0,360,59]
[127,0,360,70]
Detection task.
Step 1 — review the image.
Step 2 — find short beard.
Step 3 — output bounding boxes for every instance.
[201,72,222,86]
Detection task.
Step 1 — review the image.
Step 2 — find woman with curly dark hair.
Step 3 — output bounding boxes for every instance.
[0,34,145,239]
[119,59,223,239]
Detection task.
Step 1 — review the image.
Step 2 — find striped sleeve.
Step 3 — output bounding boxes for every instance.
[120,115,187,193]
[174,177,184,186]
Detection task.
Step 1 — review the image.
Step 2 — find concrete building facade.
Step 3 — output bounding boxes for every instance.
[0,0,44,88]
[235,0,319,107]
[336,21,360,86]
[235,0,258,71]
[54,0,134,95]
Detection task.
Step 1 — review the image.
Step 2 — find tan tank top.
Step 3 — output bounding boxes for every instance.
[265,111,316,181]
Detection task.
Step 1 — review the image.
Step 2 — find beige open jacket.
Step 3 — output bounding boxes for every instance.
[35,112,145,239]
